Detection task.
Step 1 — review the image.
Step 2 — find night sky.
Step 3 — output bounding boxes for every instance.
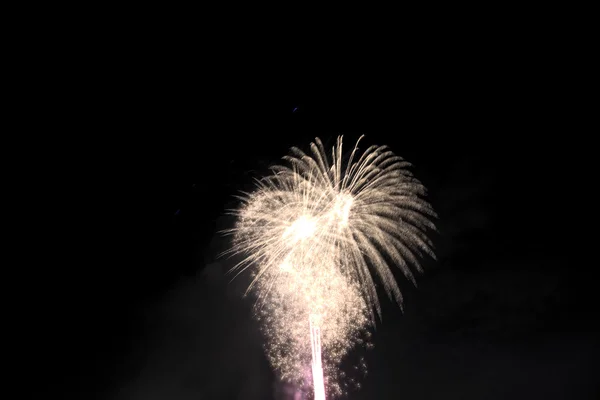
[29,39,597,399]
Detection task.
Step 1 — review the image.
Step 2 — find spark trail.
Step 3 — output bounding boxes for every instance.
[224,135,436,398]
[310,315,325,400]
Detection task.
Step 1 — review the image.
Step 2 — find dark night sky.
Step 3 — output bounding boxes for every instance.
[26,27,597,399]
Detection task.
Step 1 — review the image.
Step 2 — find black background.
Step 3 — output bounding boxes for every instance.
[24,18,597,399]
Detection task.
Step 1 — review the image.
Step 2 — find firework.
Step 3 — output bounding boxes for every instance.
[224,135,436,398]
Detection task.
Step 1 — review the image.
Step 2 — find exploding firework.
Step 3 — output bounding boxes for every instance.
[224,135,436,398]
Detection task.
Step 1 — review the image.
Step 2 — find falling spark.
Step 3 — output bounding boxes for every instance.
[223,135,436,397]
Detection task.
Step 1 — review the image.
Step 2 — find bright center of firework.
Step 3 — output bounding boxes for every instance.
[332,194,353,227]
[284,215,317,242]
[279,260,294,272]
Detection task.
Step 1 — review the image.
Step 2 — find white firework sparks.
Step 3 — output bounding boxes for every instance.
[224,135,436,397]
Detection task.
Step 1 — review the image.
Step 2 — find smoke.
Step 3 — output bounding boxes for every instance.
[110,260,273,400]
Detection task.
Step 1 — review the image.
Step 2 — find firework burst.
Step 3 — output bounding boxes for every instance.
[223,135,436,397]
